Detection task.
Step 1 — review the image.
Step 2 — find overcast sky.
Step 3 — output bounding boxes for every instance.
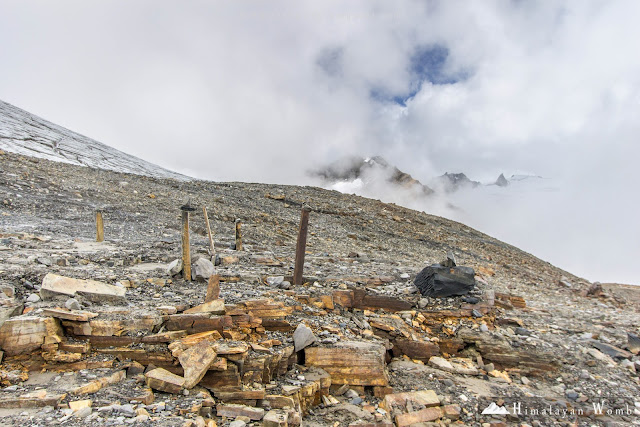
[1,1,639,284]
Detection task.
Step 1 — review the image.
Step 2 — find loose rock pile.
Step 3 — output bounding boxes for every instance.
[0,150,639,426]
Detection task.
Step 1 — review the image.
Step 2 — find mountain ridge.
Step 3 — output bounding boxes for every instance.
[0,99,188,181]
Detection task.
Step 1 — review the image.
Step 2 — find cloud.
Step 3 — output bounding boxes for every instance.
[0,1,639,283]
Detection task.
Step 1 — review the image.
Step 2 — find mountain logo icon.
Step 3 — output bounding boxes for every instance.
[481,402,510,415]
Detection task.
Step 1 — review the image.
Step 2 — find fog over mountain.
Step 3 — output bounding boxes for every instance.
[1,2,639,284]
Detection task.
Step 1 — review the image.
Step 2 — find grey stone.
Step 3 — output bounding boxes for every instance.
[441,379,455,387]
[627,333,640,355]
[479,324,489,333]
[267,276,284,286]
[565,390,579,401]
[587,282,603,296]
[166,259,182,276]
[590,340,633,359]
[65,298,81,311]
[515,327,532,336]
[293,323,317,352]
[619,359,636,372]
[117,404,135,418]
[191,257,214,282]
[414,264,475,298]
[344,389,359,399]
[37,257,53,266]
[229,421,246,427]
[278,281,292,290]
[74,407,92,418]
[440,251,457,268]
[26,293,40,303]
[558,277,572,288]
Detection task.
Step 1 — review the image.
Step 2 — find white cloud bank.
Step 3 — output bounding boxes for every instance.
[0,1,639,284]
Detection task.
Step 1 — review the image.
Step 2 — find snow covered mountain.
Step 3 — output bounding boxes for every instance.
[310,155,434,196]
[0,100,188,181]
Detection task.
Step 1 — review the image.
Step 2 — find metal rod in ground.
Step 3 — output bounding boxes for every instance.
[203,206,215,258]
[293,205,311,286]
[235,219,242,251]
[95,210,104,242]
[180,202,196,281]
[181,211,191,280]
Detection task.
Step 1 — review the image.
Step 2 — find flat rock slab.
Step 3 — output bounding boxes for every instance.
[381,389,440,413]
[72,370,126,395]
[40,273,126,303]
[42,308,98,322]
[0,391,66,408]
[178,340,217,389]
[428,356,479,375]
[589,340,633,359]
[414,264,475,298]
[0,316,59,356]
[184,299,225,315]
[263,409,288,427]
[396,407,443,426]
[145,368,185,394]
[305,341,389,386]
[216,403,265,420]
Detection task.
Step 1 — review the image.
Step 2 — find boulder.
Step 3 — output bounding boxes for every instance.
[191,257,215,282]
[166,259,182,276]
[178,340,217,389]
[414,264,475,298]
[293,323,317,352]
[40,273,126,303]
[440,251,456,268]
[628,333,640,355]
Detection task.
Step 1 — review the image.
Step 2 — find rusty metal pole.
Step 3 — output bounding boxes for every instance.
[180,202,196,281]
[293,205,311,286]
[95,210,104,242]
[235,219,242,251]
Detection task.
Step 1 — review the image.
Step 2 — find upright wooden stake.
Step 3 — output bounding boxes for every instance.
[95,210,104,242]
[293,205,311,286]
[180,203,196,281]
[203,206,215,257]
[235,219,242,251]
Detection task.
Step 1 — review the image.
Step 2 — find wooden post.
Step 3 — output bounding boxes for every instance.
[203,206,215,257]
[180,203,196,281]
[235,219,242,251]
[95,210,104,242]
[293,205,311,286]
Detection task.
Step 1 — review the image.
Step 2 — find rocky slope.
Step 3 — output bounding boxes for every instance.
[0,100,188,181]
[0,149,639,427]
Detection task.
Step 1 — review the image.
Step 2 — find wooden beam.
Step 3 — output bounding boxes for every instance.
[293,206,311,286]
[95,210,104,242]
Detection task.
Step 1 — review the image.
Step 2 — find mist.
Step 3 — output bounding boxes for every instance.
[1,1,639,284]
[320,167,639,285]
